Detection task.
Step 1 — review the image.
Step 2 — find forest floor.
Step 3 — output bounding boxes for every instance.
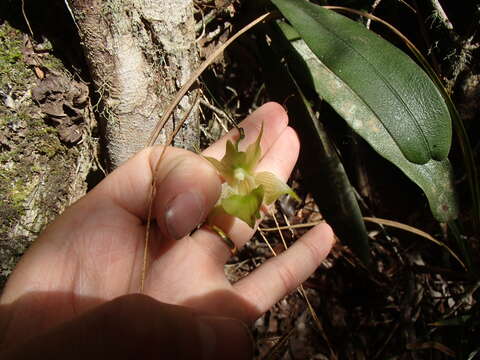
[1,0,479,359]
[196,2,480,357]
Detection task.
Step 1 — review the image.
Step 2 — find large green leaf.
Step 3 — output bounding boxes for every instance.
[271,0,452,165]
[257,24,372,265]
[276,22,458,221]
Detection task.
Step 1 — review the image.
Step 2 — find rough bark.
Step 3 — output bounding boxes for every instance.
[70,0,199,169]
[0,21,93,289]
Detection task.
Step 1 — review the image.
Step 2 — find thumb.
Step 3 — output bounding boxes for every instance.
[90,146,221,241]
[2,294,253,360]
[152,150,221,240]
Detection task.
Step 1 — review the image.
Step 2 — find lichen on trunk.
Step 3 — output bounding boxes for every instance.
[70,0,200,169]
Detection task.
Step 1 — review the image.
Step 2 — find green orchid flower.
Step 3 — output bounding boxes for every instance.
[204,124,300,228]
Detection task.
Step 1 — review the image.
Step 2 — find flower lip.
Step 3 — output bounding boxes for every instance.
[234,168,247,181]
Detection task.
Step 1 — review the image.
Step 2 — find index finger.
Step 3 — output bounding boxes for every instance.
[202,102,289,159]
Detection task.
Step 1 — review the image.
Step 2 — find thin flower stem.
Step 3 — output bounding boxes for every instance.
[140,92,200,292]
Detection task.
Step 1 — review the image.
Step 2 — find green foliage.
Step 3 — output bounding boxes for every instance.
[271,0,452,165]
[292,78,373,264]
[270,0,458,223]
[257,23,372,265]
[277,22,458,222]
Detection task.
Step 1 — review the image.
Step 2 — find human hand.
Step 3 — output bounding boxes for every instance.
[0,103,334,359]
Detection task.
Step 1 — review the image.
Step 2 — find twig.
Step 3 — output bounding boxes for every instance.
[199,98,234,124]
[260,221,323,231]
[429,0,453,30]
[298,284,336,359]
[195,9,217,34]
[64,0,81,32]
[396,0,417,14]
[269,209,336,358]
[146,12,274,147]
[373,322,400,359]
[444,280,480,318]
[258,230,277,256]
[260,327,296,360]
[269,207,288,251]
[194,0,235,34]
[194,4,206,43]
[412,0,443,78]
[366,0,383,29]
[261,216,466,270]
[366,0,415,28]
[281,211,295,238]
[21,0,34,38]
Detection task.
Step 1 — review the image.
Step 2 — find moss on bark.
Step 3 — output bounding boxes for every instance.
[0,23,93,289]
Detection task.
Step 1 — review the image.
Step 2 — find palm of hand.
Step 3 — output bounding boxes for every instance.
[0,103,333,349]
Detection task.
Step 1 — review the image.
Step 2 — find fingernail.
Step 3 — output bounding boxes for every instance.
[197,316,253,360]
[165,191,204,239]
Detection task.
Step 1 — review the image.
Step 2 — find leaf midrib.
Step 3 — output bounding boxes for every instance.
[301,8,432,159]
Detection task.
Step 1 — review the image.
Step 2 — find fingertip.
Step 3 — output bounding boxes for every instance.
[256,102,289,127]
[203,102,289,159]
[232,222,334,319]
[285,125,300,145]
[280,126,300,158]
[302,222,335,263]
[314,221,335,243]
[255,126,300,181]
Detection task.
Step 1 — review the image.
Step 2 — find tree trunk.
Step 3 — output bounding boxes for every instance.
[69,0,199,169]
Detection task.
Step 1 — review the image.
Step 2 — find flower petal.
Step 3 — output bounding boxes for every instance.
[255,171,300,204]
[243,123,263,172]
[221,186,264,227]
[203,155,234,183]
